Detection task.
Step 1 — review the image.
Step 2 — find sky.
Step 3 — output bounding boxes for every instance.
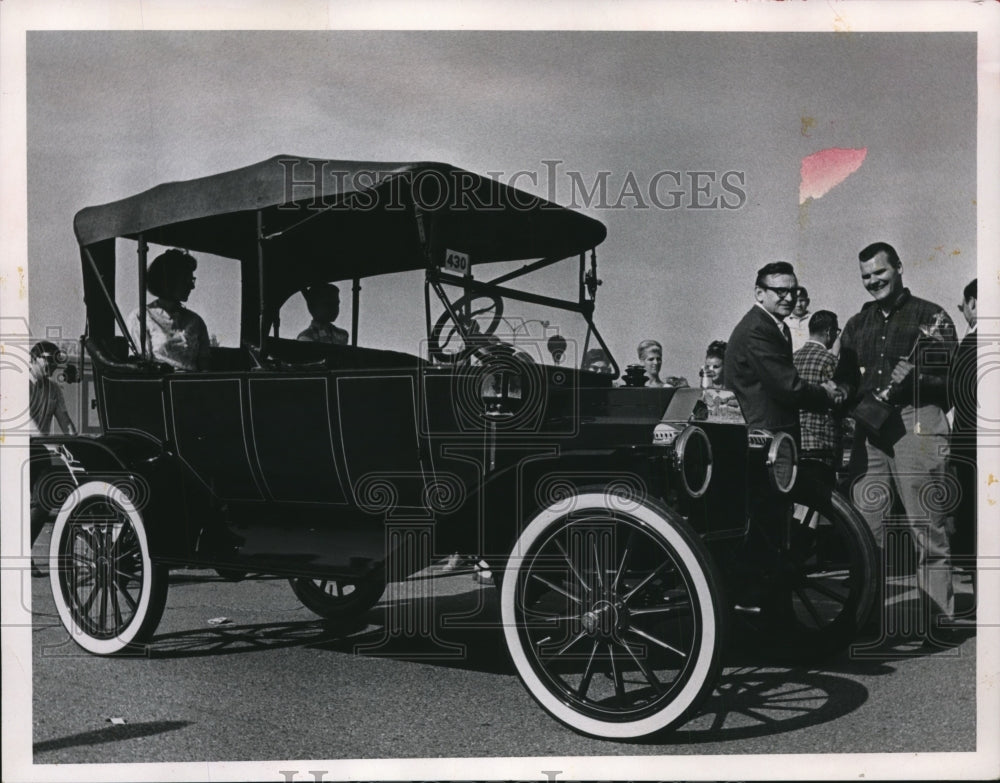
[24,29,980,375]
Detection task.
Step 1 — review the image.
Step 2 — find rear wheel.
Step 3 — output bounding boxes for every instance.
[289,572,385,622]
[501,490,726,739]
[48,481,167,655]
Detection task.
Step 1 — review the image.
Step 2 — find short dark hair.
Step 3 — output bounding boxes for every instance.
[808,310,838,335]
[303,283,340,311]
[147,249,196,298]
[30,340,60,361]
[755,261,796,287]
[858,241,900,269]
[963,278,977,302]
[796,287,809,299]
[705,340,726,361]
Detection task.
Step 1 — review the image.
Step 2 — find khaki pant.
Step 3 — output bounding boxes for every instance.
[851,405,954,623]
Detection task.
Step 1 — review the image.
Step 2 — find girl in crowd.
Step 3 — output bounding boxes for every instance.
[701,339,727,389]
[636,339,689,387]
[637,339,664,387]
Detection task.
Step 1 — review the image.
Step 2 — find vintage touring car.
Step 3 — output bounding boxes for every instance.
[37,155,877,740]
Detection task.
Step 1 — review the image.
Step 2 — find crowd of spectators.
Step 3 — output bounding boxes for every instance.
[714,244,977,645]
[626,248,978,645]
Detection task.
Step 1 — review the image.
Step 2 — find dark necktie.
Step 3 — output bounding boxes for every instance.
[780,321,791,344]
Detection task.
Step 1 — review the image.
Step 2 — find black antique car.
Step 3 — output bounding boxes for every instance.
[40,156,877,740]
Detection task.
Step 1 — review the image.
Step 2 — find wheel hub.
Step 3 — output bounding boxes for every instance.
[581,599,629,638]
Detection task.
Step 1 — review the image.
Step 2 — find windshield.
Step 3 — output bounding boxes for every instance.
[428,267,615,375]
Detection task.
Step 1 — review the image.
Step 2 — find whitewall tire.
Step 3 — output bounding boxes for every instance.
[48,480,167,655]
[500,490,726,739]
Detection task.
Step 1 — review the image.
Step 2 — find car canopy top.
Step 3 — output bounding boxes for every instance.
[75,156,607,313]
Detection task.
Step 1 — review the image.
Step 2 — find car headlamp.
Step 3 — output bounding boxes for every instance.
[670,424,713,499]
[747,428,798,494]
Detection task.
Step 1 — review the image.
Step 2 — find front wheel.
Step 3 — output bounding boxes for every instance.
[501,490,727,739]
[743,477,879,659]
[48,480,168,655]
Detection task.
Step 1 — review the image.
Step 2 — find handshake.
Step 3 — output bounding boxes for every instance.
[821,380,846,407]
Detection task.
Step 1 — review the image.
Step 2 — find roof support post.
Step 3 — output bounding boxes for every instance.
[81,245,139,356]
[256,210,267,353]
[352,277,361,347]
[137,235,148,360]
[423,278,432,360]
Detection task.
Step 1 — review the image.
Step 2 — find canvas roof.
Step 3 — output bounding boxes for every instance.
[74,156,607,292]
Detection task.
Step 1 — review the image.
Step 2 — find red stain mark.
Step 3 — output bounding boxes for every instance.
[799,147,867,204]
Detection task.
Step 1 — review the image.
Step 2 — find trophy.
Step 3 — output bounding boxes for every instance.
[852,311,951,439]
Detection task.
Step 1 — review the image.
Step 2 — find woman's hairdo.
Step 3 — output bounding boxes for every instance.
[147,249,196,298]
[636,339,662,359]
[705,340,727,360]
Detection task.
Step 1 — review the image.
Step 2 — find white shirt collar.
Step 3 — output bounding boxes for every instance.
[755,301,786,329]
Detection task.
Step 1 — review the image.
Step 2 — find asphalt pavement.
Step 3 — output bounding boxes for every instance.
[26,545,980,773]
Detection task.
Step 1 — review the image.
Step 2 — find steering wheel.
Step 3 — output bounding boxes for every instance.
[429,293,505,364]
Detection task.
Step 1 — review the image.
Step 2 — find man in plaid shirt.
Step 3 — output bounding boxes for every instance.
[834,241,958,644]
[793,310,842,485]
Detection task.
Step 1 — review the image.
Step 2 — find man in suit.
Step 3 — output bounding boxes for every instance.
[725,261,840,443]
[949,278,977,588]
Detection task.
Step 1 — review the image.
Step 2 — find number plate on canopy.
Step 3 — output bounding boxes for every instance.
[442,249,471,276]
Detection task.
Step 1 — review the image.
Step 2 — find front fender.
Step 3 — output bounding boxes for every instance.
[32,434,193,562]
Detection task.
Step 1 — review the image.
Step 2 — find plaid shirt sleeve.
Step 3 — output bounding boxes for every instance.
[794,342,839,452]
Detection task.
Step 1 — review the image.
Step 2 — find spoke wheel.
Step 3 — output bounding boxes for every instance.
[501,491,726,739]
[289,571,385,622]
[49,481,167,655]
[746,478,878,659]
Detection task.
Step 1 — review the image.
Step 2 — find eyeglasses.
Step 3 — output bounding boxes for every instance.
[760,284,802,300]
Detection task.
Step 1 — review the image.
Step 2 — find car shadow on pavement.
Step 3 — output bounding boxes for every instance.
[145,581,514,675]
[33,720,193,754]
[666,665,870,744]
[309,588,513,674]
[98,579,960,746]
